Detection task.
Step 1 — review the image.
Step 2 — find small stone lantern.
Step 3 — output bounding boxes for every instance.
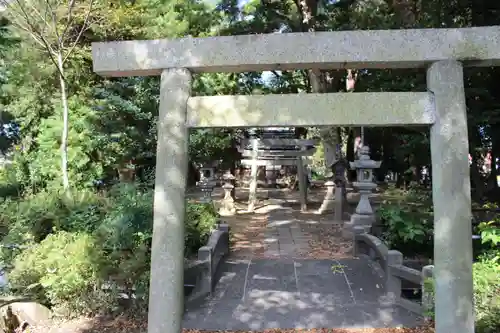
[197,167,216,203]
[219,172,236,216]
[347,146,381,231]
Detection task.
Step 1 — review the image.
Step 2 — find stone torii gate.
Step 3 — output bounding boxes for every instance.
[90,27,500,333]
[239,138,317,211]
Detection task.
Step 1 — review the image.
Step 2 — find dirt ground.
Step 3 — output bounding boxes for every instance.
[29,315,435,333]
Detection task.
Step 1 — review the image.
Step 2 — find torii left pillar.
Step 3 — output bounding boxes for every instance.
[149,68,191,333]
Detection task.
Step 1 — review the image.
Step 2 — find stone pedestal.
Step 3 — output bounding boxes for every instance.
[316,180,335,214]
[197,180,216,203]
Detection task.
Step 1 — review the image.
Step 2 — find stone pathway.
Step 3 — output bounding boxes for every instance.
[263,205,353,259]
[183,257,421,330]
[223,202,353,260]
[182,202,422,330]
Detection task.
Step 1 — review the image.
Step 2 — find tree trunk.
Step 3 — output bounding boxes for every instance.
[293,0,341,169]
[57,52,70,192]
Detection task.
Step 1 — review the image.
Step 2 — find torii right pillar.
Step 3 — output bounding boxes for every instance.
[427,60,474,333]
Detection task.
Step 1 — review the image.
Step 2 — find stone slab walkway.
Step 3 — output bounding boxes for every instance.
[183,203,421,330]
[224,203,353,260]
[183,257,421,330]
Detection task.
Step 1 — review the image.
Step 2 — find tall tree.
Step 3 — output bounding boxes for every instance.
[0,0,94,191]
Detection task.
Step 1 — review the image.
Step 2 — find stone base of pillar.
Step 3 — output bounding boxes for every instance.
[333,187,344,221]
[315,180,335,215]
[342,220,371,238]
[342,213,374,238]
[219,206,237,216]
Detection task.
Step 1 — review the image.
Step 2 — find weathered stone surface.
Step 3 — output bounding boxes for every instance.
[5,302,51,326]
[148,68,191,333]
[183,258,422,330]
[92,26,500,76]
[427,61,474,333]
[186,93,434,128]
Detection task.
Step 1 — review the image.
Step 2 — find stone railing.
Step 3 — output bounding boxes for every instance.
[184,223,230,308]
[353,227,434,318]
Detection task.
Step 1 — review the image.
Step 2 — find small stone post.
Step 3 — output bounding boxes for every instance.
[219,172,236,216]
[334,186,343,221]
[316,180,335,214]
[386,250,403,304]
[345,146,381,232]
[149,68,191,333]
[421,265,435,322]
[297,150,308,212]
[427,61,473,333]
[247,137,259,212]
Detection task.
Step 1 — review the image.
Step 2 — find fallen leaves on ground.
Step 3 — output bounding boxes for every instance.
[29,315,435,333]
[183,329,435,333]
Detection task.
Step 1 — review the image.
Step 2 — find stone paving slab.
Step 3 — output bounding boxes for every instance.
[294,259,354,306]
[245,260,298,298]
[342,257,386,304]
[183,257,422,330]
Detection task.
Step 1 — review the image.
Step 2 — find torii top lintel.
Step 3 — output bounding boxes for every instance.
[92,26,500,77]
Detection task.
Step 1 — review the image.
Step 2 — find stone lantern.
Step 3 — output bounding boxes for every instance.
[219,172,236,216]
[197,167,216,203]
[346,146,381,232]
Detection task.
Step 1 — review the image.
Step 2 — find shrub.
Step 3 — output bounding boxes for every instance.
[7,231,112,317]
[474,258,500,333]
[424,257,500,333]
[185,201,219,257]
[1,183,220,317]
[377,203,433,257]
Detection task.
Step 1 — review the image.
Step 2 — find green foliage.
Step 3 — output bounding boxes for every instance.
[377,203,432,257]
[0,183,219,316]
[7,231,110,316]
[478,220,500,249]
[188,129,233,166]
[424,258,500,333]
[474,258,500,333]
[185,201,219,257]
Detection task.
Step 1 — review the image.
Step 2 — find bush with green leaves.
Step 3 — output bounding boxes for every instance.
[0,183,220,317]
[474,258,500,333]
[7,231,112,317]
[377,203,433,257]
[424,257,500,333]
[185,201,219,257]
